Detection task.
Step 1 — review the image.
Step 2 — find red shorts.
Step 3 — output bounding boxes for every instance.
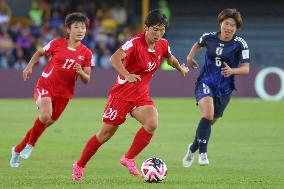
[34,86,52,103]
[33,86,69,121]
[102,96,155,126]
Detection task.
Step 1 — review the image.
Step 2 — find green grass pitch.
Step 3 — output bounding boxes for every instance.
[0,98,283,189]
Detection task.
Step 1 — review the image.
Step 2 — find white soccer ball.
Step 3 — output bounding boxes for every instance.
[141,157,167,183]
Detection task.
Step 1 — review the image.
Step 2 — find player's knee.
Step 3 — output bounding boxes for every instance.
[144,120,158,133]
[39,112,52,124]
[45,120,55,127]
[211,117,219,125]
[202,113,214,121]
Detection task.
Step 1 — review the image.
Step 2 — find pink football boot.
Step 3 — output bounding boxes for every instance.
[120,156,140,176]
[72,161,85,181]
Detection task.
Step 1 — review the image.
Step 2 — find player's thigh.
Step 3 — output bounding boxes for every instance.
[37,97,53,116]
[213,94,231,119]
[102,96,133,126]
[198,96,214,120]
[131,105,158,128]
[34,86,53,119]
[195,82,214,119]
[51,97,69,121]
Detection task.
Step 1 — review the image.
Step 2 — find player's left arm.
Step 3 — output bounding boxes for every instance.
[221,62,249,77]
[221,44,250,77]
[75,64,91,84]
[166,55,189,77]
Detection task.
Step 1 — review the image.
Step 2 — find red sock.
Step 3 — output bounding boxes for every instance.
[15,128,32,153]
[125,127,153,159]
[77,135,102,168]
[28,118,46,147]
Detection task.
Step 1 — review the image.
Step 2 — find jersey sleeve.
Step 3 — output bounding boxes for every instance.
[42,39,58,56]
[83,49,93,67]
[121,37,139,57]
[198,32,211,47]
[162,39,172,59]
[236,37,250,63]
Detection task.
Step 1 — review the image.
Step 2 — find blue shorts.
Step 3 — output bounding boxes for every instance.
[195,82,231,118]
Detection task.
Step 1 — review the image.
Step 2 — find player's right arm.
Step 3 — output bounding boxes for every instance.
[110,48,141,83]
[186,42,201,69]
[23,48,45,81]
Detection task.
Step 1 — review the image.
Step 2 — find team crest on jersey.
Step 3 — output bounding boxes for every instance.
[78,55,85,60]
[216,47,223,55]
[145,62,156,72]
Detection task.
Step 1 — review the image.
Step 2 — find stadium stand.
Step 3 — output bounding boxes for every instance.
[0,0,283,70]
[165,0,284,68]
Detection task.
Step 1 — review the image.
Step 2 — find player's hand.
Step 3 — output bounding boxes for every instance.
[179,64,189,77]
[221,62,234,77]
[186,58,199,69]
[125,73,141,83]
[23,66,32,81]
[74,63,84,75]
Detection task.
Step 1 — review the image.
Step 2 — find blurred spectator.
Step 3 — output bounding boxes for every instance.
[29,1,44,26]
[0,0,138,70]
[100,48,112,69]
[101,11,118,34]
[111,3,127,26]
[39,0,51,22]
[16,28,34,61]
[159,0,171,23]
[117,26,136,44]
[13,48,27,70]
[159,0,173,70]
[96,2,111,20]
[7,22,21,42]
[49,10,63,29]
[0,0,12,25]
[0,25,14,50]
[0,25,14,68]
[0,50,13,69]
[30,20,41,38]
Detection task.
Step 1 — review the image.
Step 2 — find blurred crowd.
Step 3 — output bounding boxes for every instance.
[0,0,140,70]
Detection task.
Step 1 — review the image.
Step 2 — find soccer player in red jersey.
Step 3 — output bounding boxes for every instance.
[72,9,189,181]
[10,12,93,168]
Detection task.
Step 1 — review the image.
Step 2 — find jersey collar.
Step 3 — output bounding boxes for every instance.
[216,31,236,43]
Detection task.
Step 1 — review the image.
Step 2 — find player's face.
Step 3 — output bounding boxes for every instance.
[67,22,87,41]
[145,24,166,43]
[220,18,237,40]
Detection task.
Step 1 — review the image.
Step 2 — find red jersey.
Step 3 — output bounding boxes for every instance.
[37,38,93,99]
[109,33,172,101]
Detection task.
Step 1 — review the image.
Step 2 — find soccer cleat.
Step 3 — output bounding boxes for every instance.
[182,143,195,168]
[198,153,209,165]
[10,147,20,168]
[72,161,85,181]
[20,144,33,159]
[120,156,140,176]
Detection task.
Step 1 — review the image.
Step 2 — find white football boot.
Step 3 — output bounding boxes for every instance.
[198,153,209,165]
[182,143,195,168]
[10,147,20,168]
[20,144,33,159]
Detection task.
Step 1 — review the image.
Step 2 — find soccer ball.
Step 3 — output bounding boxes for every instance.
[141,157,167,183]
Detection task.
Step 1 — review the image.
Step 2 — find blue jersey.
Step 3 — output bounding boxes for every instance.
[197,32,250,97]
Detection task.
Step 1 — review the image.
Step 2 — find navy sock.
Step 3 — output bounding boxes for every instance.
[190,134,198,153]
[194,117,212,153]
